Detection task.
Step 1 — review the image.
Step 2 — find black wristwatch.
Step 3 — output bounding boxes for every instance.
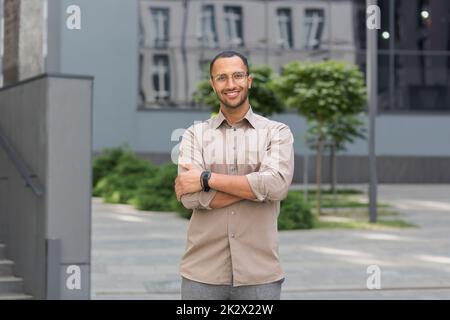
[201,170,212,192]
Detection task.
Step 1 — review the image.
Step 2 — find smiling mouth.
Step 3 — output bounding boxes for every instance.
[224,91,240,98]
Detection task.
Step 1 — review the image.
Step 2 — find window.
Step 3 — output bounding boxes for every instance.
[199,5,218,48]
[276,8,293,49]
[151,8,169,48]
[354,0,450,112]
[152,55,170,103]
[304,9,324,49]
[138,53,145,104]
[395,0,450,51]
[224,6,243,47]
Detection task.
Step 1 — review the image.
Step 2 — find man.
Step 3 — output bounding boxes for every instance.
[175,51,294,300]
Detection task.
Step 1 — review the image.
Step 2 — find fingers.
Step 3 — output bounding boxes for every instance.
[175,178,183,201]
[175,186,181,201]
[180,163,193,171]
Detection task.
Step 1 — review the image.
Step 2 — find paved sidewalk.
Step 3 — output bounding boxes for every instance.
[91,184,450,300]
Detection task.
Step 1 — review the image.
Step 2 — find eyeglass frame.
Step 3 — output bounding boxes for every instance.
[211,71,250,84]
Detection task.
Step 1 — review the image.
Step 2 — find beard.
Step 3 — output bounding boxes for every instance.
[217,88,249,110]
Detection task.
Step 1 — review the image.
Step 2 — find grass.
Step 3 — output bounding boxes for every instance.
[290,188,417,230]
[320,209,400,218]
[311,208,417,230]
[315,219,417,230]
[290,189,392,209]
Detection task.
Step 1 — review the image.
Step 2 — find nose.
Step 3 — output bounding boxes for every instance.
[224,77,239,89]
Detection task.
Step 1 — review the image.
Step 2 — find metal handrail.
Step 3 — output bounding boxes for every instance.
[0,128,44,197]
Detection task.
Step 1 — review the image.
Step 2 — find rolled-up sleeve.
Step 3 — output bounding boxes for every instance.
[245,124,294,202]
[178,124,217,210]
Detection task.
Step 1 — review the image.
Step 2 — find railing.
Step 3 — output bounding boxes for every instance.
[0,127,44,197]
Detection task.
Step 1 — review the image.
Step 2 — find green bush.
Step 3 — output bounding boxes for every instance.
[171,197,192,219]
[94,152,157,203]
[130,163,178,211]
[93,147,196,214]
[92,146,129,189]
[278,191,314,230]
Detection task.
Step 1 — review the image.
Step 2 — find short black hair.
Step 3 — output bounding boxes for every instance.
[209,51,250,77]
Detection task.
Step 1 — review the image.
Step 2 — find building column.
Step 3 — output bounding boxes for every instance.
[2,0,45,85]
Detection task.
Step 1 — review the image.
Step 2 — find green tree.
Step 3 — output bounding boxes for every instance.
[272,60,366,215]
[193,65,283,116]
[306,115,367,210]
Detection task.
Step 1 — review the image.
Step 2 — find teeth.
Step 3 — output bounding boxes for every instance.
[226,91,239,97]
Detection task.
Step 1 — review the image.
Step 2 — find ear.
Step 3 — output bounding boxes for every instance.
[247,74,253,89]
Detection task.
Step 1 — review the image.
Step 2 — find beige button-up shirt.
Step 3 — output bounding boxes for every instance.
[178,106,294,286]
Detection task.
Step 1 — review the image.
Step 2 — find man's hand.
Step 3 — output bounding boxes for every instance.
[175,163,202,200]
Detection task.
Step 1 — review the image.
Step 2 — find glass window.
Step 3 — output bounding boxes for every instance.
[152,55,170,102]
[277,8,293,49]
[396,0,450,51]
[138,53,145,104]
[394,54,450,111]
[224,6,243,47]
[304,9,325,50]
[199,5,218,48]
[151,8,169,48]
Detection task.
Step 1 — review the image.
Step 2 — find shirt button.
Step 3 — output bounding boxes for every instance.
[231,233,235,238]
[231,211,235,215]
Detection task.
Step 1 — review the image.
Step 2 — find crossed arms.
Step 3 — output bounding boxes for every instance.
[175,123,294,210]
[175,166,256,209]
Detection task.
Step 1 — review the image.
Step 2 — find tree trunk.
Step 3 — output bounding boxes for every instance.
[316,137,323,216]
[328,147,333,193]
[331,144,337,215]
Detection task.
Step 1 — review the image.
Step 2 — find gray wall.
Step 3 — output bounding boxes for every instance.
[0,74,92,299]
[46,75,92,299]
[0,75,47,298]
[52,0,140,151]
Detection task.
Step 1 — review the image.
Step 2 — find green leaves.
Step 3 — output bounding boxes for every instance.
[272,60,367,216]
[271,60,367,121]
[279,191,314,230]
[305,114,367,152]
[192,80,217,112]
[248,65,284,116]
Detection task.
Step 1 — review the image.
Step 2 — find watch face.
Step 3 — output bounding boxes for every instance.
[202,171,210,192]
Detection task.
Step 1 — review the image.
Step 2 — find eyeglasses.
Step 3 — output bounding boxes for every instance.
[212,72,248,84]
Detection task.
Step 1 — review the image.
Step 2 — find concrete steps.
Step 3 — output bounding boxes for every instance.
[0,243,33,300]
[0,260,14,276]
[0,293,34,300]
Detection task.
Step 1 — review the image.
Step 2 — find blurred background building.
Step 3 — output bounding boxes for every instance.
[1,0,449,183]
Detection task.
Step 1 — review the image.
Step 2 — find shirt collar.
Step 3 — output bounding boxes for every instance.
[213,105,259,129]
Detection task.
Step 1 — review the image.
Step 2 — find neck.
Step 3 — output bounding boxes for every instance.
[220,102,250,125]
